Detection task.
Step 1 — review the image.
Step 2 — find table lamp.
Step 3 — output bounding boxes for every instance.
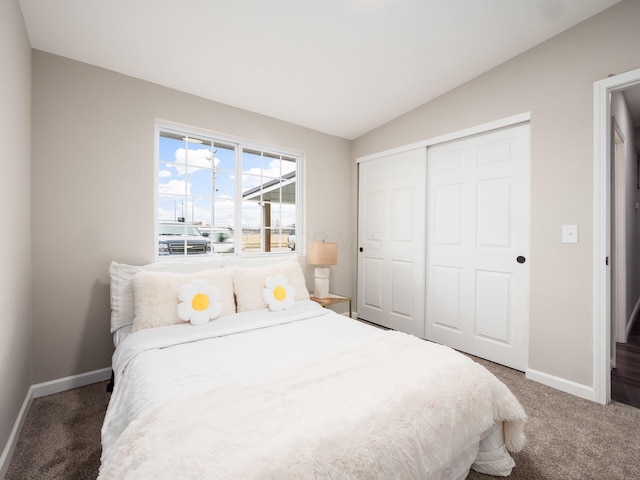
[307,241,338,299]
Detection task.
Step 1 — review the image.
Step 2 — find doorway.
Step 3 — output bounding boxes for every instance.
[594,69,640,405]
[611,122,626,359]
[609,88,640,407]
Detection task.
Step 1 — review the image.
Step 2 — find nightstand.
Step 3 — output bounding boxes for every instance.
[310,293,352,318]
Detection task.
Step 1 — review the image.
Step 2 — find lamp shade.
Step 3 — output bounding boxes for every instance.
[307,241,338,266]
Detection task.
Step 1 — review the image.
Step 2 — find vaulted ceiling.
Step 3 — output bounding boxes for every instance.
[18,0,622,139]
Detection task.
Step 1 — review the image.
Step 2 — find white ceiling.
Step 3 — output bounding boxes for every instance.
[18,0,621,139]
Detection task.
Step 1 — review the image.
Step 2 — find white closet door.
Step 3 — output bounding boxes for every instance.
[357,148,426,337]
[425,124,530,371]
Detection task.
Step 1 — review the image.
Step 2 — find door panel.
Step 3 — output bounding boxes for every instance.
[475,270,511,342]
[391,260,413,317]
[432,266,462,330]
[477,178,511,246]
[425,124,530,371]
[434,184,462,244]
[357,148,426,337]
[363,257,383,310]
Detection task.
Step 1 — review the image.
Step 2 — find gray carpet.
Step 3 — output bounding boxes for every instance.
[467,357,640,479]
[6,360,640,479]
[6,381,109,480]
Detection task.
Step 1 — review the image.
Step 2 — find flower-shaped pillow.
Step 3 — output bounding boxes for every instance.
[262,274,296,311]
[177,279,222,326]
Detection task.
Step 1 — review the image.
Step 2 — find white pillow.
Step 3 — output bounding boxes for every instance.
[109,257,224,332]
[232,261,310,313]
[221,253,298,269]
[131,269,235,332]
[263,274,297,311]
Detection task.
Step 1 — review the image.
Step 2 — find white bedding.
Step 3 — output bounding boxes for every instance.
[100,300,525,479]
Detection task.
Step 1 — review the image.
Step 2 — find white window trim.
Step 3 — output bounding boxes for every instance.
[154,119,304,259]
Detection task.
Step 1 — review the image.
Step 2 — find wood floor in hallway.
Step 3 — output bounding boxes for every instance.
[611,317,640,408]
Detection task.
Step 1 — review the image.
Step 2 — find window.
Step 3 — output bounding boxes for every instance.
[156,125,300,257]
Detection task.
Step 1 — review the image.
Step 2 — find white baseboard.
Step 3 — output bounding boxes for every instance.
[0,387,34,479]
[0,367,111,478]
[31,367,111,398]
[526,368,596,402]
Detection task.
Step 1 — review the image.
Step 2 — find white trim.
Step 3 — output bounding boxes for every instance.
[155,118,305,158]
[0,367,111,476]
[154,120,305,258]
[31,367,111,398]
[593,67,640,405]
[611,122,627,345]
[356,112,531,163]
[0,387,34,478]
[593,76,611,405]
[526,369,596,402]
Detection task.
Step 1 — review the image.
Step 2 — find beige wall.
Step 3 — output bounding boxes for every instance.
[31,51,353,383]
[353,0,640,388]
[0,0,32,468]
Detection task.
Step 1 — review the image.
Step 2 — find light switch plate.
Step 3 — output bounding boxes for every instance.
[562,224,578,244]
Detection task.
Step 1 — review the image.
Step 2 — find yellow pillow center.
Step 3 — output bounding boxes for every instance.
[274,285,287,301]
[192,293,210,311]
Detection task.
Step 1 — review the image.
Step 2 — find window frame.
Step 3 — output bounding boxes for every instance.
[154,121,304,259]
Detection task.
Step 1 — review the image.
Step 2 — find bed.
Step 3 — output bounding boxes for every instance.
[99,256,526,480]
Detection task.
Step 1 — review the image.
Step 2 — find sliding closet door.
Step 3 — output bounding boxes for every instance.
[357,148,426,337]
[425,123,530,371]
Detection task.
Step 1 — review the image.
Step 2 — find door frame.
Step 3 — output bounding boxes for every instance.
[611,122,626,349]
[593,67,640,405]
[355,113,532,164]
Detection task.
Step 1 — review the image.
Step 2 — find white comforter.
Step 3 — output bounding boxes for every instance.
[100,301,526,479]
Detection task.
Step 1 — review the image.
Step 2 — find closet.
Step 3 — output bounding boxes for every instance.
[357,122,530,371]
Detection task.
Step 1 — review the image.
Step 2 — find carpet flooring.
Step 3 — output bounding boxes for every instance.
[6,381,109,480]
[6,359,640,479]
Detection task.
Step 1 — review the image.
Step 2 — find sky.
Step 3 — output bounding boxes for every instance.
[157,133,297,233]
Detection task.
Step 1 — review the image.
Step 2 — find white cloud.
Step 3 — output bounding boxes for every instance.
[241,201,262,229]
[159,179,191,196]
[157,206,174,222]
[159,199,213,225]
[173,148,220,176]
[158,153,296,231]
[242,159,295,188]
[212,198,235,227]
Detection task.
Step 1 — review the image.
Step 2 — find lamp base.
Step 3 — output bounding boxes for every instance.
[314,267,330,298]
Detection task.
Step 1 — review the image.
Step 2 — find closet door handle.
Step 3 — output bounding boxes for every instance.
[359,247,363,252]
[516,256,526,264]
